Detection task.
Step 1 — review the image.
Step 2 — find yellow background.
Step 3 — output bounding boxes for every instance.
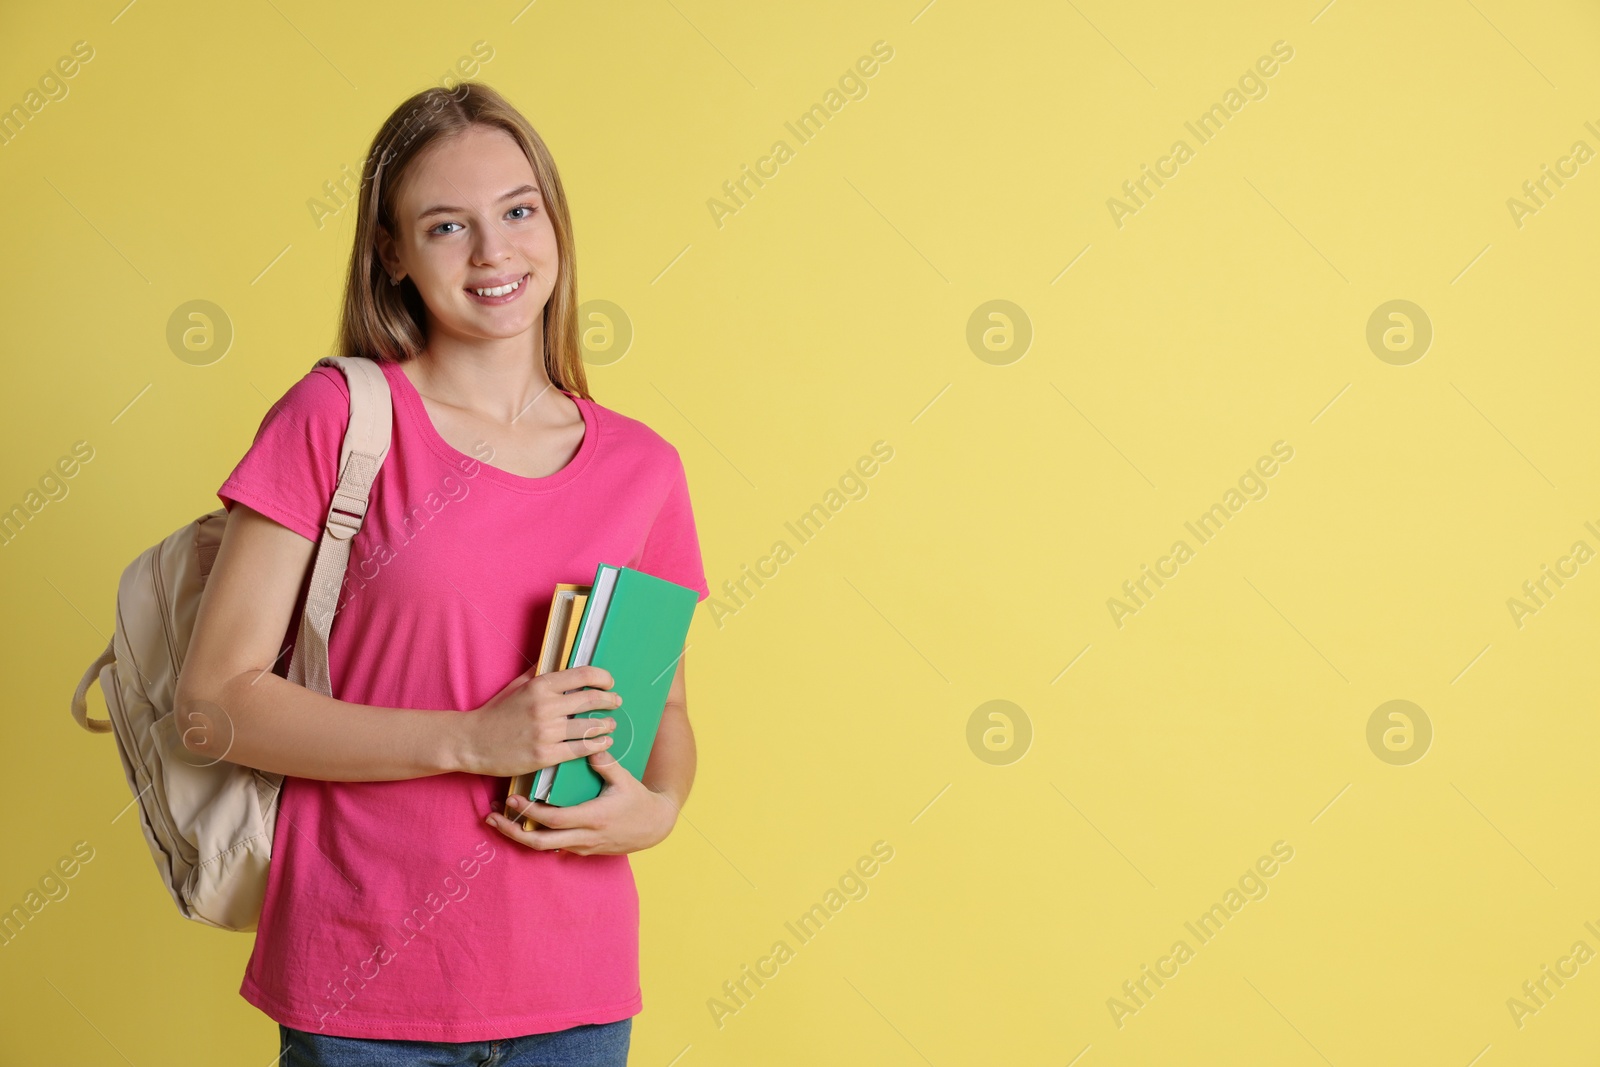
[3,0,1598,1063]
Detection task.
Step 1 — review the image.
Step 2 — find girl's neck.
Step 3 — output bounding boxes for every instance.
[405,340,559,426]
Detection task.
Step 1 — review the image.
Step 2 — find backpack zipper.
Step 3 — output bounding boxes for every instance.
[150,555,181,679]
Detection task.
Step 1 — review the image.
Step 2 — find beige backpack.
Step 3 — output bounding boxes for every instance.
[69,355,393,931]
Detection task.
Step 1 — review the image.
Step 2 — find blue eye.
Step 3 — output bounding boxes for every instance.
[429,204,537,236]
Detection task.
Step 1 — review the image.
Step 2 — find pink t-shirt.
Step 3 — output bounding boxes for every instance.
[216,357,709,1041]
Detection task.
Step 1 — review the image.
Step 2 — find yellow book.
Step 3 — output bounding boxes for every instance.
[506,584,589,831]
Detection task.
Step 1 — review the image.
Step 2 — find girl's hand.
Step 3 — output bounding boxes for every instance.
[485,752,680,855]
[460,664,622,778]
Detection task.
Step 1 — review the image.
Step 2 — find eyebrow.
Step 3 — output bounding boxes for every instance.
[416,184,540,221]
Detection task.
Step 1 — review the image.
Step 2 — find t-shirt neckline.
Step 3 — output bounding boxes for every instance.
[381,358,598,493]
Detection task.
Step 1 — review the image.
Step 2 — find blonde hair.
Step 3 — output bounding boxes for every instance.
[336,81,591,400]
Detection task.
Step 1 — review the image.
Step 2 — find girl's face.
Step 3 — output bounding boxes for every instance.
[379,124,559,347]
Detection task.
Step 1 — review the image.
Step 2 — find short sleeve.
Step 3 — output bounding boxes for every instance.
[638,447,710,603]
[217,366,350,542]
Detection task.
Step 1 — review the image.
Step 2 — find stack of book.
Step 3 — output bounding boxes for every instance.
[506,563,698,829]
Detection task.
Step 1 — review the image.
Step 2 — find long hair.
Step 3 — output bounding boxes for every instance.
[336,81,591,400]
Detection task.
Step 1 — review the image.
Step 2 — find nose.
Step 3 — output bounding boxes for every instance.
[471,220,518,264]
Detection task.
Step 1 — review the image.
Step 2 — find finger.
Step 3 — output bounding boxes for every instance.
[587,750,636,784]
[562,714,616,741]
[506,795,577,829]
[485,665,540,706]
[558,687,624,719]
[545,664,614,693]
[500,796,552,832]
[552,731,615,767]
[526,827,598,852]
[518,787,617,830]
[488,814,595,852]
[528,687,620,723]
[487,803,562,843]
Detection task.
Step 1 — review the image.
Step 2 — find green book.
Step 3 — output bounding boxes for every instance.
[530,563,697,807]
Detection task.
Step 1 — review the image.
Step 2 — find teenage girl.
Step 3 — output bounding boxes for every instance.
[176,82,709,1066]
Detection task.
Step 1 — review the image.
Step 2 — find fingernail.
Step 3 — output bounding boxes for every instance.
[485,814,497,826]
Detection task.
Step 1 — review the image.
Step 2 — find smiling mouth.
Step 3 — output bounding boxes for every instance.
[466,272,530,298]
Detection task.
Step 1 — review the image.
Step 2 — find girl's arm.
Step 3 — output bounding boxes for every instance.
[175,502,614,781]
[642,660,696,809]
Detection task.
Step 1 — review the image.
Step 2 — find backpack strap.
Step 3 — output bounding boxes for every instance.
[286,356,393,696]
[71,638,116,733]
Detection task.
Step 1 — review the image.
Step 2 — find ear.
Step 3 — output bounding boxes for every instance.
[374,225,400,280]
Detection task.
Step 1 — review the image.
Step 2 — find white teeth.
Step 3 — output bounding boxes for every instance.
[471,275,524,297]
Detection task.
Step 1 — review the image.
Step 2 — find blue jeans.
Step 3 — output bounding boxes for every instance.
[278,1018,632,1066]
